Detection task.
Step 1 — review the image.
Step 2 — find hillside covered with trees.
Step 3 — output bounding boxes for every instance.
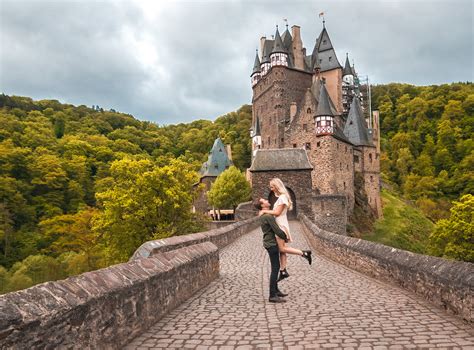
[370,82,473,261]
[0,95,252,293]
[0,81,472,293]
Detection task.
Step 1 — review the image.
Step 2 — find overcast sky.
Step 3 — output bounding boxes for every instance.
[0,0,472,124]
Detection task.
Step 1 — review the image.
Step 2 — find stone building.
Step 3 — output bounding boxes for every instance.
[193,138,233,216]
[248,22,382,225]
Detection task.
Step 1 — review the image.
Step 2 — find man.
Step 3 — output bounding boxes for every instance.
[254,198,289,303]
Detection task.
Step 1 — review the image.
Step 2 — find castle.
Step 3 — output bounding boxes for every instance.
[248,22,382,231]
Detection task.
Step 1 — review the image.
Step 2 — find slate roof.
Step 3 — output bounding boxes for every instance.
[271,27,287,54]
[343,98,373,146]
[252,50,261,75]
[315,83,334,117]
[200,138,233,177]
[308,27,342,72]
[250,148,313,172]
[261,40,274,63]
[254,115,261,136]
[281,28,292,51]
[343,53,353,76]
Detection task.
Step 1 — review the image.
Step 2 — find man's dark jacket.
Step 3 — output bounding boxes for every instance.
[259,214,287,249]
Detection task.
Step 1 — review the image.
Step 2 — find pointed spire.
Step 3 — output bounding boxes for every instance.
[261,40,271,63]
[200,138,233,177]
[343,98,372,146]
[343,53,353,76]
[254,115,261,136]
[252,49,261,75]
[316,82,334,117]
[271,26,286,54]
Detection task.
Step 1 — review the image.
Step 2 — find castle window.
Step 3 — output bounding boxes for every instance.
[214,164,218,169]
[303,124,308,131]
[340,163,342,170]
[343,182,346,189]
[349,120,353,125]
[346,164,349,170]
[354,155,359,163]
[329,56,332,62]
[305,142,311,150]
[293,143,297,148]
[369,153,373,163]
[337,143,339,149]
[268,137,270,145]
[307,108,311,114]
[281,138,284,143]
[371,176,374,182]
[316,120,322,127]
[317,142,321,147]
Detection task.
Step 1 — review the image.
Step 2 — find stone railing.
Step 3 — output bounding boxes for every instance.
[299,214,474,323]
[0,216,261,349]
[0,243,218,349]
[130,216,260,260]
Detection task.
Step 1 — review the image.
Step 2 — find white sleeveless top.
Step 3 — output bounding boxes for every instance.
[273,194,290,235]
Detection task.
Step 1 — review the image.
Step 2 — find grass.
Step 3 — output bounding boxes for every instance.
[362,189,434,254]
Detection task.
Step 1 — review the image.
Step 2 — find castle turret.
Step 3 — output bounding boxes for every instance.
[342,53,354,85]
[252,115,262,156]
[251,50,261,87]
[260,39,272,75]
[315,82,335,135]
[270,26,288,67]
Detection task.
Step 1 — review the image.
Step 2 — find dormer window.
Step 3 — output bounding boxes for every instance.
[329,56,332,62]
[323,39,327,45]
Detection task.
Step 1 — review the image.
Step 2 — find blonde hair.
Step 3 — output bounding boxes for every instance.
[270,178,293,210]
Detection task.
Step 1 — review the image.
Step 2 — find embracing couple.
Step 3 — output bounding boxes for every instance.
[254,178,312,303]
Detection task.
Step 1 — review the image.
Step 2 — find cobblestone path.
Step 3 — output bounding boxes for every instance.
[125,221,473,349]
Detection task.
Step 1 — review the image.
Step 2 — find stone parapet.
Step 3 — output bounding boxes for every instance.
[0,242,219,349]
[299,214,474,323]
[130,216,260,261]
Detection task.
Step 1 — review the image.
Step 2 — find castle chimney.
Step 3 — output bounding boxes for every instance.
[291,25,304,70]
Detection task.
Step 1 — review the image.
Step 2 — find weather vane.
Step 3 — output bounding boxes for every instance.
[318,11,325,27]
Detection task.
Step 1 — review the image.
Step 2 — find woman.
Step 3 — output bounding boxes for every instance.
[259,178,312,281]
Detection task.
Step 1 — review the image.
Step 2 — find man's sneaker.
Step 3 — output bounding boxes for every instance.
[303,250,312,265]
[277,269,290,281]
[269,296,287,303]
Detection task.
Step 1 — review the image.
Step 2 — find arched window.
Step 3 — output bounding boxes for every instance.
[307,108,311,114]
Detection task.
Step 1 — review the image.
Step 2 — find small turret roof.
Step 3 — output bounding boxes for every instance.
[271,27,287,54]
[252,50,261,76]
[315,82,334,117]
[281,28,292,51]
[200,138,233,177]
[261,39,273,63]
[343,98,372,146]
[343,53,353,76]
[254,115,261,136]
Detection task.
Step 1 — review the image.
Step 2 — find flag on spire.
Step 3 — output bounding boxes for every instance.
[318,12,324,17]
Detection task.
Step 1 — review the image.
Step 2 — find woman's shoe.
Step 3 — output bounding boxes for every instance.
[303,250,312,265]
[278,269,290,281]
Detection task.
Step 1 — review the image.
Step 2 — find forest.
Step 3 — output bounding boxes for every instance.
[0,95,251,293]
[0,81,472,293]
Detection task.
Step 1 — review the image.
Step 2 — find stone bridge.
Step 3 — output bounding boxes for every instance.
[1,216,473,349]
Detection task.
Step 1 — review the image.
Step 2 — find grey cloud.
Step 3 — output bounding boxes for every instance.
[0,0,472,124]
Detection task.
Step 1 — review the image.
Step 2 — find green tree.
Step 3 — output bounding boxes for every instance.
[207,166,251,214]
[428,194,474,262]
[93,158,204,263]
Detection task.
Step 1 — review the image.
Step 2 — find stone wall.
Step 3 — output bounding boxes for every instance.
[311,194,347,235]
[0,243,219,349]
[299,214,474,323]
[311,135,355,212]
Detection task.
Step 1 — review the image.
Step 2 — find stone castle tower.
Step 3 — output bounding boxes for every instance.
[249,23,382,221]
